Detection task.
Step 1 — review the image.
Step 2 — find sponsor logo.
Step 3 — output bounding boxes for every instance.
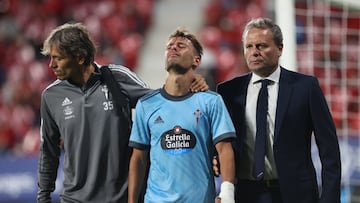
[62,97,74,120]
[62,97,72,106]
[160,125,196,155]
[154,116,164,124]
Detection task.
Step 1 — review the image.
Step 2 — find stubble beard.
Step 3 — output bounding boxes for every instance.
[166,62,189,74]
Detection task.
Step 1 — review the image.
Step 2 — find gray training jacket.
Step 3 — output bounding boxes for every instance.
[37,64,151,203]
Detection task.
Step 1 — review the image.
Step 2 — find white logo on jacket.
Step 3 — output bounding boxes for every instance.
[62,97,75,120]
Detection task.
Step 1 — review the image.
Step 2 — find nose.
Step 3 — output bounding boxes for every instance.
[49,58,56,69]
[249,47,260,57]
[168,44,178,51]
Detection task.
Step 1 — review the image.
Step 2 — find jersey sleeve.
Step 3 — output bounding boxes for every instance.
[109,64,152,108]
[37,93,61,203]
[129,100,151,150]
[210,94,236,145]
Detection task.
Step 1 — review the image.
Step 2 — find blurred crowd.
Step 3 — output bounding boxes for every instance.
[0,0,358,156]
[197,0,263,90]
[294,2,360,134]
[0,0,154,156]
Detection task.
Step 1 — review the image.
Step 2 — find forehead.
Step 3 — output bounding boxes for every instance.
[167,36,192,45]
[49,44,65,56]
[244,28,274,43]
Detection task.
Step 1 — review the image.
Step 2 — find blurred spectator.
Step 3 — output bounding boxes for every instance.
[200,0,264,83]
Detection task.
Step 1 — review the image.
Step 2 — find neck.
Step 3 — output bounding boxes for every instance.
[164,69,194,96]
[70,64,95,87]
[83,63,95,82]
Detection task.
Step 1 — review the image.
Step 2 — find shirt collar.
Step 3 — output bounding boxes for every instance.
[251,66,281,84]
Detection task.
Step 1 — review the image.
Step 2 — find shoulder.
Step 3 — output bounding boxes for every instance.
[218,72,251,88]
[41,80,69,109]
[139,89,161,102]
[107,64,149,88]
[197,90,221,98]
[194,91,225,105]
[108,64,132,73]
[42,79,63,96]
[107,64,136,79]
[216,73,251,98]
[280,67,318,84]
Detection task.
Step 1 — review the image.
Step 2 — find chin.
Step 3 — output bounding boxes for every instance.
[251,68,267,77]
[167,63,187,74]
[249,66,263,72]
[56,76,66,80]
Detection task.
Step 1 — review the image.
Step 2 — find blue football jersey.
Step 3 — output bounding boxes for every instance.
[129,88,235,203]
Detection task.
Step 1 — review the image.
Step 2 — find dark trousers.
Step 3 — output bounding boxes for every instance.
[235,180,283,203]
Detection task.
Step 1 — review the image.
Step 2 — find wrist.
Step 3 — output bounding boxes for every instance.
[218,181,235,203]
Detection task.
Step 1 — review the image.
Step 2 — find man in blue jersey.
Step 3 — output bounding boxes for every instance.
[128,28,236,203]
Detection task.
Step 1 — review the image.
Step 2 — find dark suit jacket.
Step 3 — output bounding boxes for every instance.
[217,67,341,203]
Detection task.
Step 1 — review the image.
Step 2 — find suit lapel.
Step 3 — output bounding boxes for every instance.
[236,73,251,112]
[238,74,252,145]
[230,73,251,132]
[274,68,293,142]
[224,73,251,147]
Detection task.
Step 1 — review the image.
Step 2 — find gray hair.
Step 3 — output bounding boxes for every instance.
[242,18,283,47]
[41,22,96,66]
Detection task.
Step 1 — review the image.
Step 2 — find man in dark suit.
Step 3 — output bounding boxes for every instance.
[216,17,341,203]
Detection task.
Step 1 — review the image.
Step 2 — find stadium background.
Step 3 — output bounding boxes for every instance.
[0,0,359,202]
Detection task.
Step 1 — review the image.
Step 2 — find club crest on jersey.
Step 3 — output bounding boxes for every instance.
[194,109,202,123]
[101,85,109,100]
[160,125,196,155]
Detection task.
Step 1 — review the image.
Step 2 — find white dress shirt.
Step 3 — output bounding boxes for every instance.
[239,67,281,180]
